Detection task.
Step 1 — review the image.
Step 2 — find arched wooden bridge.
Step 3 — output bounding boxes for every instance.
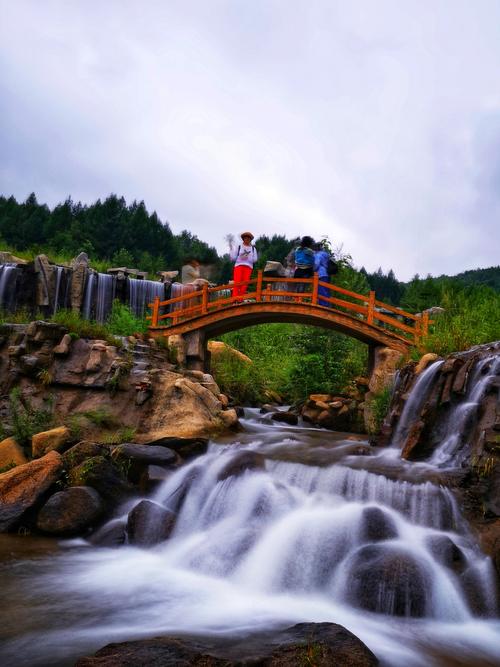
[147,272,429,370]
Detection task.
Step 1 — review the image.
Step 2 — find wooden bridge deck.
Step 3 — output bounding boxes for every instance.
[147,271,429,351]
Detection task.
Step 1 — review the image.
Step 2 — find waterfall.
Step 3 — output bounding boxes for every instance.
[1,371,500,667]
[95,273,116,323]
[430,355,500,466]
[0,263,18,311]
[52,266,64,314]
[82,272,96,319]
[128,278,165,318]
[390,360,444,448]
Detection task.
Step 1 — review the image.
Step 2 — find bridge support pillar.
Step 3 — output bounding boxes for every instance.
[184,330,207,372]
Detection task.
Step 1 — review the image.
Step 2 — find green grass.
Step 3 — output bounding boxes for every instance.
[419,286,500,355]
[211,323,367,405]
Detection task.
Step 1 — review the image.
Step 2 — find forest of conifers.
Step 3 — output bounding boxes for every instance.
[1,193,499,311]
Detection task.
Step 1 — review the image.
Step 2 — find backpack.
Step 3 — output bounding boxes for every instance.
[327,256,339,275]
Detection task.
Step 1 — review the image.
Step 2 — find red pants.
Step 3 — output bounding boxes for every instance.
[232,264,252,297]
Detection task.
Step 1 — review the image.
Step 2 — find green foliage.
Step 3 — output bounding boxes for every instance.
[0,193,219,276]
[101,426,136,445]
[367,386,392,435]
[420,285,500,355]
[0,461,17,475]
[8,388,54,448]
[49,309,122,346]
[81,408,117,428]
[214,323,367,404]
[106,300,147,336]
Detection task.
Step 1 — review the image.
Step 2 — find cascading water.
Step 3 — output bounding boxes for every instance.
[0,262,18,311]
[430,354,500,466]
[52,266,64,314]
[94,273,116,323]
[390,360,444,448]
[1,406,499,667]
[128,278,165,317]
[82,272,96,319]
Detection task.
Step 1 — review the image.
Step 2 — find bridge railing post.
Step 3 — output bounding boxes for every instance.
[421,311,429,338]
[312,272,319,305]
[151,296,160,327]
[367,291,376,325]
[256,270,263,302]
[201,283,208,314]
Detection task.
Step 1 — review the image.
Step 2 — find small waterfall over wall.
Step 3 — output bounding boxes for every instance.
[128,278,165,318]
[82,272,96,319]
[82,272,117,322]
[95,273,116,323]
[0,263,19,311]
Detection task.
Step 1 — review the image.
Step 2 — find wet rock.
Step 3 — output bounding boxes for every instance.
[425,535,467,573]
[89,520,127,547]
[260,403,278,414]
[0,437,28,469]
[219,408,239,429]
[68,456,134,508]
[217,451,266,482]
[112,443,177,466]
[75,622,377,666]
[271,411,298,425]
[32,425,71,458]
[141,465,174,493]
[127,499,176,546]
[347,544,429,617]
[36,486,103,535]
[360,507,398,542]
[414,353,440,375]
[0,451,63,531]
[62,441,110,469]
[140,436,208,459]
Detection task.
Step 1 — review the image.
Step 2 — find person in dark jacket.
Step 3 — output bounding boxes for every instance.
[293,236,315,293]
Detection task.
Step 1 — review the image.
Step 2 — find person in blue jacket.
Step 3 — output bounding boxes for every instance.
[293,236,315,292]
[314,242,331,306]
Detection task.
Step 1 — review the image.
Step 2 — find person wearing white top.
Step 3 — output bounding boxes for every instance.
[228,232,258,299]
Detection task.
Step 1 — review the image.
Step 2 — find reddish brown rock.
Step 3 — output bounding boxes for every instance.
[32,425,71,458]
[0,437,28,469]
[36,486,103,535]
[0,451,63,531]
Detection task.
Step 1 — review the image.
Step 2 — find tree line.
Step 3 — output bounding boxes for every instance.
[1,193,499,316]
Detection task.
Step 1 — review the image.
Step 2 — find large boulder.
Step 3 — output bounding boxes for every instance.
[271,411,298,425]
[76,622,377,666]
[89,520,127,548]
[0,437,28,469]
[32,425,71,458]
[208,340,252,365]
[345,545,429,617]
[359,507,399,542]
[111,443,177,467]
[68,456,134,508]
[36,486,103,535]
[140,436,208,459]
[111,443,178,484]
[0,451,63,531]
[127,499,176,546]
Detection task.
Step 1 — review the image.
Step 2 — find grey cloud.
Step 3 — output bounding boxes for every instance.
[1,0,500,279]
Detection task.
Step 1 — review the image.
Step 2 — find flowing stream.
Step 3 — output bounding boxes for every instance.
[0,410,499,666]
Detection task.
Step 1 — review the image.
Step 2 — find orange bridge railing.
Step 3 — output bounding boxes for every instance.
[147,271,430,345]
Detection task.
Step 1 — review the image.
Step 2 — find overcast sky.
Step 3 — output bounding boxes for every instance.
[1,1,499,279]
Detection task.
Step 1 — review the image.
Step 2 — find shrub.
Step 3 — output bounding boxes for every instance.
[107,300,147,336]
[50,309,122,346]
[8,388,54,448]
